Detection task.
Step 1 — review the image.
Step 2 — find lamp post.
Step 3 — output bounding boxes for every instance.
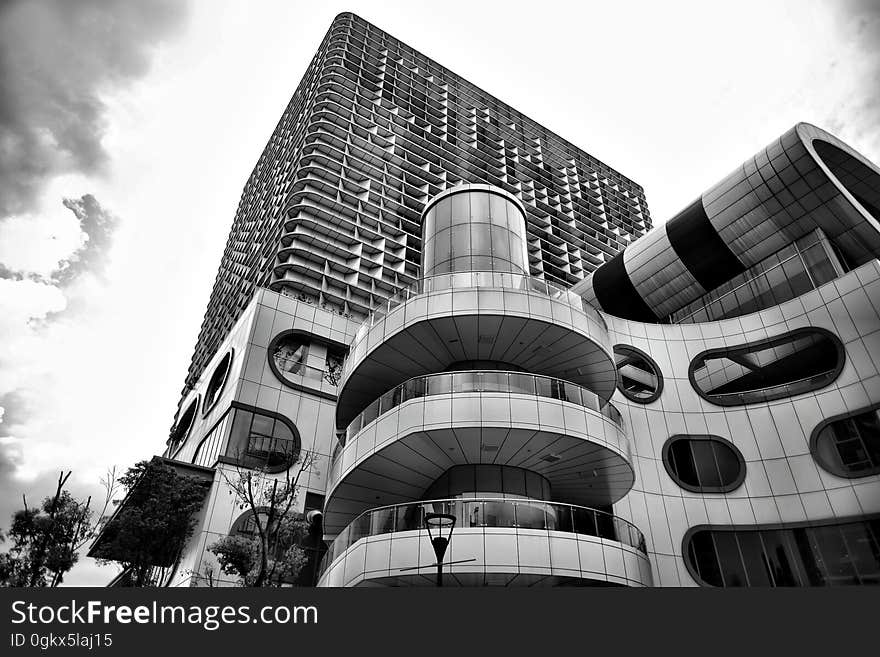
[424,512,456,587]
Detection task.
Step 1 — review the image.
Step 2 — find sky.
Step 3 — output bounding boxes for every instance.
[0,0,878,586]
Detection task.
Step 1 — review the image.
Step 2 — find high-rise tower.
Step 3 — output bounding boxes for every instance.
[183,12,651,394]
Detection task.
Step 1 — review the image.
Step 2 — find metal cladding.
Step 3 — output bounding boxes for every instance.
[576,122,880,321]
[182,12,651,393]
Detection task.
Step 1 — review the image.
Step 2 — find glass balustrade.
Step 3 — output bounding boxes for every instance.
[351,271,607,347]
[332,370,623,463]
[319,497,647,577]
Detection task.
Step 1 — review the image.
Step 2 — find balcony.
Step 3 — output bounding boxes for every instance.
[323,370,634,535]
[335,271,617,428]
[318,498,651,587]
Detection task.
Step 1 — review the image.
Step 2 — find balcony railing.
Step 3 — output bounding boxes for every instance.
[353,271,607,345]
[700,370,837,405]
[332,369,623,463]
[319,497,647,577]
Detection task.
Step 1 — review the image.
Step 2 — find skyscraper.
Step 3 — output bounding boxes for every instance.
[182,11,651,394]
[91,14,880,588]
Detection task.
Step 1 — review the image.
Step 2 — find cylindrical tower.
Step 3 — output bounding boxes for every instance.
[421,184,530,277]
[318,184,648,587]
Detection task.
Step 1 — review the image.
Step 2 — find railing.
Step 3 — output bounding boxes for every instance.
[332,370,623,463]
[699,370,837,405]
[353,271,607,345]
[319,497,648,577]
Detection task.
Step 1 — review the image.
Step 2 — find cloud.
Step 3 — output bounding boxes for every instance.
[823,0,880,159]
[0,0,188,218]
[53,194,120,287]
[0,0,189,585]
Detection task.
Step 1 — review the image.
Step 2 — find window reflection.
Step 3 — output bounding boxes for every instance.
[687,519,880,586]
[225,405,300,472]
[614,345,663,403]
[664,435,745,493]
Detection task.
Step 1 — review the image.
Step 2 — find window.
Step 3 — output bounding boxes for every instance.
[811,402,880,477]
[662,435,745,493]
[204,350,233,414]
[613,345,663,403]
[685,517,880,587]
[269,333,308,384]
[689,327,844,406]
[225,404,300,472]
[168,396,199,455]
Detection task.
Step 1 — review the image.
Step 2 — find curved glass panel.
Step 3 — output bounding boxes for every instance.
[333,370,623,462]
[424,465,552,500]
[685,517,880,587]
[271,336,308,380]
[204,351,233,412]
[689,328,844,406]
[614,345,663,403]
[812,403,880,478]
[422,190,528,277]
[320,498,647,576]
[225,405,300,473]
[663,435,745,493]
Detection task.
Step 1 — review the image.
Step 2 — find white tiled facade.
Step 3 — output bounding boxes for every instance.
[96,14,880,587]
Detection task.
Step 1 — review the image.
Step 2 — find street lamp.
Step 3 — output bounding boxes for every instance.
[424,512,456,587]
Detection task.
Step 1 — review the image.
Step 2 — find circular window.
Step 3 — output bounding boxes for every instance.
[168,396,199,455]
[204,350,233,415]
[268,331,309,386]
[662,435,745,493]
[613,345,663,403]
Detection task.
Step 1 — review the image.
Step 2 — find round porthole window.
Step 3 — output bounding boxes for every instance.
[613,345,663,404]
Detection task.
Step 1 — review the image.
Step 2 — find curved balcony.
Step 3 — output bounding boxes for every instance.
[335,271,616,428]
[334,369,622,460]
[317,498,651,587]
[324,376,634,535]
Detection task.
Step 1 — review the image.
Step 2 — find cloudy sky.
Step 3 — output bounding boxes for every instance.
[0,0,878,586]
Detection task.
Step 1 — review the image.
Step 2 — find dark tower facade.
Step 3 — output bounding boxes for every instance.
[183,12,651,394]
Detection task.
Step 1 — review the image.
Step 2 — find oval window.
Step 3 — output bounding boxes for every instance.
[663,435,745,493]
[225,404,301,473]
[268,332,309,385]
[613,345,663,403]
[204,350,233,414]
[811,402,880,478]
[689,327,844,406]
[684,517,880,587]
[168,396,199,455]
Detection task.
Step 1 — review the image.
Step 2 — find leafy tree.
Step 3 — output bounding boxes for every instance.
[209,512,310,586]
[208,451,316,587]
[0,471,113,587]
[93,459,209,587]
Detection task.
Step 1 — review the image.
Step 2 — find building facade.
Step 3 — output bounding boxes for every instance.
[91,14,880,587]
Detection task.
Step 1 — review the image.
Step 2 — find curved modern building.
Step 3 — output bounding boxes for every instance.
[90,13,880,588]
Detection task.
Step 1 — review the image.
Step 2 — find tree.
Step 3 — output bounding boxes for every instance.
[0,470,118,587]
[93,459,209,587]
[208,451,316,587]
